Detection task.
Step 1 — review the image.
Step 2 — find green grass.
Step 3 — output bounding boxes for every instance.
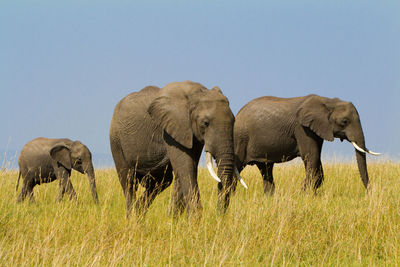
[1,161,399,265]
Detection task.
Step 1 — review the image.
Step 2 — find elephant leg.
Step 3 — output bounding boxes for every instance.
[126,170,138,219]
[136,165,173,216]
[111,139,138,218]
[166,141,203,218]
[256,162,275,196]
[17,177,35,203]
[65,179,77,201]
[119,167,138,218]
[313,160,324,190]
[56,168,71,202]
[170,173,201,218]
[57,177,67,202]
[300,150,324,193]
[169,167,201,217]
[297,131,324,193]
[27,183,35,203]
[302,158,324,192]
[17,180,29,202]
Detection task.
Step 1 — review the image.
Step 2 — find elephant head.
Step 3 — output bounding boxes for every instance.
[148,81,242,212]
[50,141,99,203]
[297,94,380,189]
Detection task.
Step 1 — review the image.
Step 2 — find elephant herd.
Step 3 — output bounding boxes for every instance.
[16,81,380,218]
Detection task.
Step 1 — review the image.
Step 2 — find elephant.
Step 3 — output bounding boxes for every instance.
[109,81,246,218]
[234,94,380,195]
[16,137,99,203]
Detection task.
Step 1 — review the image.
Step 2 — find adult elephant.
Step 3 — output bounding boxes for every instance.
[110,81,246,218]
[234,94,380,195]
[16,137,99,203]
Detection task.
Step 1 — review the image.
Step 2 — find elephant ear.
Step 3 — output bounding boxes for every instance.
[296,95,334,141]
[148,95,193,149]
[50,145,72,170]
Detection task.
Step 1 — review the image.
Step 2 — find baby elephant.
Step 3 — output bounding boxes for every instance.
[16,137,99,203]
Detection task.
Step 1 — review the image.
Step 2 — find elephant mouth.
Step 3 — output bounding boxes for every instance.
[334,132,347,141]
[205,151,248,189]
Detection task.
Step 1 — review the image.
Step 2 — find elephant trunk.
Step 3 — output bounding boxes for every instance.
[215,148,235,213]
[86,163,99,204]
[356,148,369,190]
[351,132,370,190]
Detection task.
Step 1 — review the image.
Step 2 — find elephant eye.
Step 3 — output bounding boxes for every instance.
[201,120,210,128]
[340,118,349,127]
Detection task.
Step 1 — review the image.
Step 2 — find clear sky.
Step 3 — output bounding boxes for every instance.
[1,0,399,167]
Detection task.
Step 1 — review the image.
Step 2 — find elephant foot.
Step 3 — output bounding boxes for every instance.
[263,183,275,196]
[68,194,78,202]
[135,202,149,219]
[168,201,185,218]
[263,190,275,197]
[302,179,323,194]
[302,178,313,191]
[187,195,203,218]
[125,209,132,220]
[186,207,202,221]
[16,193,25,203]
[168,199,197,218]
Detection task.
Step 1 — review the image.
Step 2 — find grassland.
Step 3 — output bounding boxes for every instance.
[0,161,399,266]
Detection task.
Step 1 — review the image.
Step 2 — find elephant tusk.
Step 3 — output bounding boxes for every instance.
[235,167,248,189]
[352,142,367,153]
[366,150,381,156]
[206,152,222,183]
[351,142,381,156]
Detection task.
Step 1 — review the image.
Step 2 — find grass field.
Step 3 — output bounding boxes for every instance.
[0,161,399,266]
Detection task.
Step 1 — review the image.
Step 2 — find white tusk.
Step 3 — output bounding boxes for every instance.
[235,167,248,189]
[206,152,221,182]
[366,150,381,156]
[352,141,368,153]
[351,141,381,156]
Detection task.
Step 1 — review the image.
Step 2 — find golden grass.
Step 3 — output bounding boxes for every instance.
[0,161,399,266]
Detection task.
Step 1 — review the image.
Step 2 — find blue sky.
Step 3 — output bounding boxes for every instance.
[1,1,399,167]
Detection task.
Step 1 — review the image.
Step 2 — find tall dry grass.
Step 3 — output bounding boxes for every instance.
[0,161,399,265]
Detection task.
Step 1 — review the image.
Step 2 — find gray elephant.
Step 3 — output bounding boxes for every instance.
[110,81,246,218]
[16,137,99,203]
[234,94,380,195]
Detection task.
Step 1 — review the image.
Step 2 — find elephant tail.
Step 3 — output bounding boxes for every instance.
[16,171,21,191]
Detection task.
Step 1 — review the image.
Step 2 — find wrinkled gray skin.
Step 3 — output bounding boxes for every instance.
[110,81,236,218]
[16,137,99,203]
[235,94,372,194]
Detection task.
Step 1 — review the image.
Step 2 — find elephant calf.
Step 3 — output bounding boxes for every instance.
[16,137,99,203]
[234,94,380,194]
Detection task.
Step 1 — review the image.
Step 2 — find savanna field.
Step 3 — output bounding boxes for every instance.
[1,161,400,266]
